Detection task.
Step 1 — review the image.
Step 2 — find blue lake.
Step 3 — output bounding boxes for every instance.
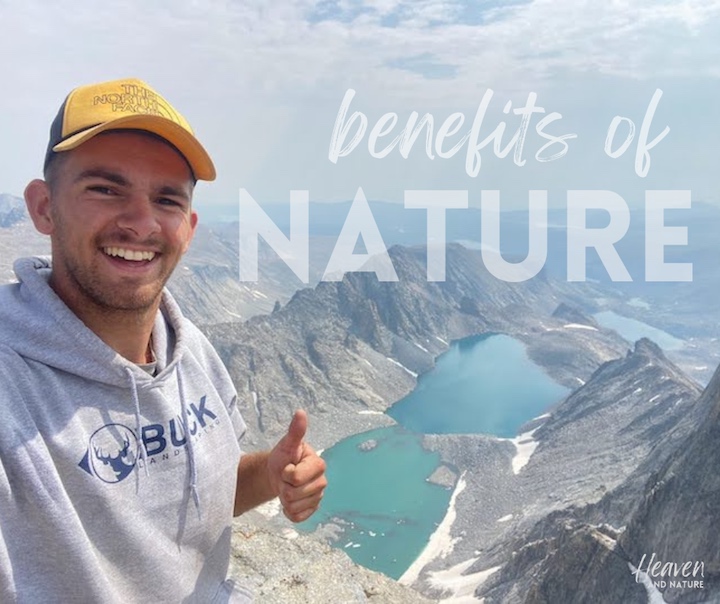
[299,426,449,579]
[388,334,570,438]
[594,310,684,351]
[300,333,570,578]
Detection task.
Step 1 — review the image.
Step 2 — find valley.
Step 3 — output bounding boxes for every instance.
[2,193,719,603]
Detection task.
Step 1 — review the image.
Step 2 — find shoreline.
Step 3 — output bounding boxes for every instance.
[399,471,467,586]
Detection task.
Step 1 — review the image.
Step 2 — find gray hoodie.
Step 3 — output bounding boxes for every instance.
[0,257,252,603]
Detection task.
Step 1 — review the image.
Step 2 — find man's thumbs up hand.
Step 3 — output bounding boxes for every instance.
[267,410,327,523]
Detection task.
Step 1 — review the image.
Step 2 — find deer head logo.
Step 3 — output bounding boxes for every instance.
[81,424,139,483]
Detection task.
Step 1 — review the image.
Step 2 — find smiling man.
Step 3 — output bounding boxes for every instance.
[0,78,326,603]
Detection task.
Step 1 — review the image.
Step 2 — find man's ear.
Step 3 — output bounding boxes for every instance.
[182,210,198,254]
[24,179,54,235]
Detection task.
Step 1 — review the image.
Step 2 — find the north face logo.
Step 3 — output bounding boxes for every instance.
[78,423,139,484]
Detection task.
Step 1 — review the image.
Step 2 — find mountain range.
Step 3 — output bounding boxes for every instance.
[2,191,718,603]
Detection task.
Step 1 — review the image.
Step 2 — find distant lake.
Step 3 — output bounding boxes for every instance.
[388,333,570,438]
[594,310,684,351]
[301,333,569,578]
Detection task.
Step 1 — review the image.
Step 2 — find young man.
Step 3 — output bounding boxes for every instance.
[0,78,327,603]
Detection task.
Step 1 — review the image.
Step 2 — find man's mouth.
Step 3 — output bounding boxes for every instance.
[103,247,157,262]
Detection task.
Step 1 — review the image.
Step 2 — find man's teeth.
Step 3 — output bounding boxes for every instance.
[103,247,156,262]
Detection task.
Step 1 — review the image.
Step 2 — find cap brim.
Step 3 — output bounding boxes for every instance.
[52,114,216,181]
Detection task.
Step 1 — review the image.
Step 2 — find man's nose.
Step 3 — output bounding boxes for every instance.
[116,197,161,239]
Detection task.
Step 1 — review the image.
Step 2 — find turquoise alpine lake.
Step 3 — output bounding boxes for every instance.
[299,426,449,580]
[300,333,570,578]
[388,334,570,437]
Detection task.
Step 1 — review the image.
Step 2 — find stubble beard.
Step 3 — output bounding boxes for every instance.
[52,233,174,315]
[67,258,166,313]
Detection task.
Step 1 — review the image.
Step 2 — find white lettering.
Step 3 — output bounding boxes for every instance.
[404,190,468,281]
[645,190,692,282]
[368,112,400,159]
[566,190,631,282]
[435,113,468,159]
[328,89,367,163]
[636,89,670,178]
[604,116,635,158]
[238,189,309,282]
[323,188,398,282]
[481,190,548,282]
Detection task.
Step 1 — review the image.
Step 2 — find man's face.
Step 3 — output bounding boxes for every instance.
[40,131,197,314]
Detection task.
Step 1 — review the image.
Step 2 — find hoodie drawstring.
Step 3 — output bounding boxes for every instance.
[176,366,202,519]
[124,368,150,487]
[124,366,201,521]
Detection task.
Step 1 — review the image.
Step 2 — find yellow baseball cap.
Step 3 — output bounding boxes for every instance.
[44,78,216,181]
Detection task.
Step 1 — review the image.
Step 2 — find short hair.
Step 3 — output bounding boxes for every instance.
[43,152,68,194]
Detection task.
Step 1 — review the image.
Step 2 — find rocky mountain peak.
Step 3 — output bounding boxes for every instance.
[551,303,598,328]
[0,194,26,228]
[629,337,665,360]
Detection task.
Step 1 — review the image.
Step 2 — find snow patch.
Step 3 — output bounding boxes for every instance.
[427,559,501,603]
[400,473,467,585]
[509,428,539,475]
[563,323,598,331]
[386,357,418,378]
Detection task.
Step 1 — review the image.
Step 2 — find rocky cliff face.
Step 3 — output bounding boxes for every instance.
[615,364,720,602]
[229,521,436,603]
[3,195,714,602]
[482,358,720,604]
[203,244,629,450]
[421,340,715,604]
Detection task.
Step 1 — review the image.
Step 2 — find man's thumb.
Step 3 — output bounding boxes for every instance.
[284,409,308,463]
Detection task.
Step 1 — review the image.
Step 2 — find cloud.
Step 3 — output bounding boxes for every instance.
[0,0,719,203]
[385,52,458,79]
[3,0,719,99]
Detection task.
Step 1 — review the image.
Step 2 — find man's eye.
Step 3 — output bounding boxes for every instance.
[88,186,115,195]
[157,198,183,207]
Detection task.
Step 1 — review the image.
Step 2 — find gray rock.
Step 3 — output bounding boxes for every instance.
[426,464,457,489]
[229,522,436,603]
[358,439,378,452]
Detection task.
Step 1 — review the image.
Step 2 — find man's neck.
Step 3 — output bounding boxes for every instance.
[50,281,160,364]
[78,306,157,364]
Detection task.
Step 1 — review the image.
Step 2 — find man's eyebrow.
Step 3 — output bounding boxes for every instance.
[73,170,191,201]
[74,168,129,187]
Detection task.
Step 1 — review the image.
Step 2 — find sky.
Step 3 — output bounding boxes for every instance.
[1,0,719,211]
